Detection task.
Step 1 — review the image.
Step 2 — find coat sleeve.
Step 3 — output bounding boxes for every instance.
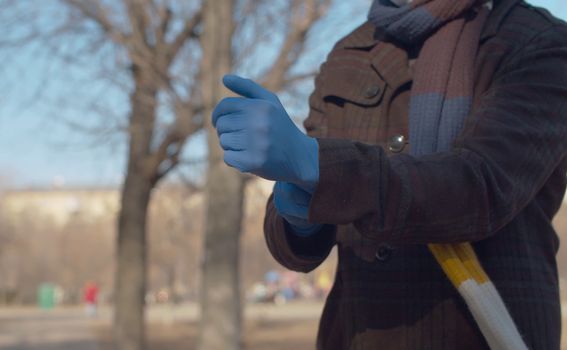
[262,68,337,273]
[308,25,567,244]
[264,194,336,273]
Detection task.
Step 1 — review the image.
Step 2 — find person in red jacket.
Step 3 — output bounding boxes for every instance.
[83,281,99,318]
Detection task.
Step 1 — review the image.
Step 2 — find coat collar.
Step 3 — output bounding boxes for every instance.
[338,0,521,50]
[480,0,522,40]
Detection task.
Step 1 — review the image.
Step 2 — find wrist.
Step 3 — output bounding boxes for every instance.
[296,136,319,194]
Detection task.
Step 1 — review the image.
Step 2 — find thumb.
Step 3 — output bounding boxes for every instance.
[223,74,277,102]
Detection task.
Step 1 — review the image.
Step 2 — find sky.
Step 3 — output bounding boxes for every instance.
[0,0,565,190]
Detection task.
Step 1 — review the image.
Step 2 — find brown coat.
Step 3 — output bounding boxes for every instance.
[264,1,567,349]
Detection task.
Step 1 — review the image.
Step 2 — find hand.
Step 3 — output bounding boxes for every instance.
[212,75,319,193]
[273,181,323,237]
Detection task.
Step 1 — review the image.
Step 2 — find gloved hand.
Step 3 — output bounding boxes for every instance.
[273,181,323,237]
[212,75,319,193]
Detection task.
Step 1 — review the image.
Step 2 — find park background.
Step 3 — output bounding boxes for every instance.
[0,0,565,349]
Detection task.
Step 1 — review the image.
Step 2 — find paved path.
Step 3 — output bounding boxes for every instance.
[0,307,102,350]
[0,302,324,350]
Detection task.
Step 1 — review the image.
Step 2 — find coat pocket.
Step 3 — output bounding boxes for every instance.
[317,59,387,142]
[320,65,386,108]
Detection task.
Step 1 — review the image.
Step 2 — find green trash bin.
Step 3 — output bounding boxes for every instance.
[37,283,55,310]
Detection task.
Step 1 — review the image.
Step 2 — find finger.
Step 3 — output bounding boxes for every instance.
[223,150,249,173]
[215,113,247,135]
[212,97,248,127]
[223,74,276,102]
[219,131,247,151]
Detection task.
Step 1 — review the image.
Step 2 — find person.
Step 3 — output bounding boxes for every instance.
[211,0,567,348]
[83,281,99,318]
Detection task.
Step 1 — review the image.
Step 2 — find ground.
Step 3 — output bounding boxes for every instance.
[0,301,564,349]
[0,302,322,350]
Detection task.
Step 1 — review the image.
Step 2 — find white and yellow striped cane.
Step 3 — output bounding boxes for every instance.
[428,243,528,350]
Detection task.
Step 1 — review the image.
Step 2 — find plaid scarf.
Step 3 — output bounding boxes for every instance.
[368,1,529,349]
[369,0,489,156]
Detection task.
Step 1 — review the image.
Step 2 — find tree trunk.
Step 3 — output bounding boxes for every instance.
[114,67,157,350]
[199,152,244,350]
[198,1,242,350]
[114,173,152,350]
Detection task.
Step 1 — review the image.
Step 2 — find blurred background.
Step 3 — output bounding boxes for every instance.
[0,0,564,349]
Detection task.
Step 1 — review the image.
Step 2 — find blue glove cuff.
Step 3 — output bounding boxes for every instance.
[287,222,324,237]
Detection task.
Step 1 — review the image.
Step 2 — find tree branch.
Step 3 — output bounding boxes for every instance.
[282,71,318,87]
[147,100,204,182]
[261,0,331,91]
[63,0,130,46]
[166,9,202,64]
[155,5,173,50]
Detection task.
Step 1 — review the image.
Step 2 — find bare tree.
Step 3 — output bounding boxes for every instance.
[199,1,240,348]
[2,1,204,349]
[199,1,331,349]
[2,0,347,348]
[58,4,203,350]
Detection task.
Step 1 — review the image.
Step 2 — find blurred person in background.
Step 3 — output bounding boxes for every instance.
[212,0,567,348]
[83,281,99,318]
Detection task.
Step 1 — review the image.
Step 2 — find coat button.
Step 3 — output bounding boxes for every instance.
[388,135,406,153]
[375,244,393,262]
[364,85,381,99]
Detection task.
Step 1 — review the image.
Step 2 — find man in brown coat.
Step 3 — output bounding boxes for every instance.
[212,0,567,348]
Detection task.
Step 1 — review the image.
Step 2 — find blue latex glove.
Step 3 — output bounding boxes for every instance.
[212,75,319,193]
[273,181,323,237]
